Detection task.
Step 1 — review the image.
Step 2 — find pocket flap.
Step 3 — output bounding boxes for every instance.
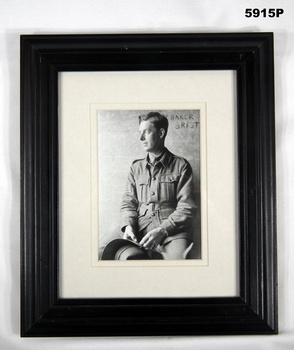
[159,173,180,183]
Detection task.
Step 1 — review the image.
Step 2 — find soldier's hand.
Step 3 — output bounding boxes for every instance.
[139,227,167,250]
[123,225,138,243]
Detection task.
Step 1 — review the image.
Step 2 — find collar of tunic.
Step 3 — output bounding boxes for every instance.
[143,147,172,169]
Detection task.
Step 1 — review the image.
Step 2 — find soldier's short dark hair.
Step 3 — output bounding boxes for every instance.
[138,111,169,136]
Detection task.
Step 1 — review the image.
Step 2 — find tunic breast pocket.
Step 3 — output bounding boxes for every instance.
[159,173,180,203]
[137,177,149,203]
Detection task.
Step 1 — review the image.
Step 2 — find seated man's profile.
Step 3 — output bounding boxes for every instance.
[100,111,197,260]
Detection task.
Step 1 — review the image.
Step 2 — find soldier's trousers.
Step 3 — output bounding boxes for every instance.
[99,222,193,260]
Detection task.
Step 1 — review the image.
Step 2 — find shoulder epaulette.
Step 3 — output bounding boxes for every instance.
[173,154,188,164]
[132,158,145,165]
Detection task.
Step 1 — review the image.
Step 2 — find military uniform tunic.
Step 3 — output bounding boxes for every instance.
[121,148,197,244]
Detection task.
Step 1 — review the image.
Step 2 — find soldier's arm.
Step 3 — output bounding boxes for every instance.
[160,161,197,236]
[120,166,139,234]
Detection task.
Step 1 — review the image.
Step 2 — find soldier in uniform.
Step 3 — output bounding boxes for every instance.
[100,111,197,260]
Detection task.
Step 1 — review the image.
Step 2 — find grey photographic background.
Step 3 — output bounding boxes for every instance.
[97,110,201,257]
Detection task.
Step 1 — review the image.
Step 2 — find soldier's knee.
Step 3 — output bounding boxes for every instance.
[161,239,193,260]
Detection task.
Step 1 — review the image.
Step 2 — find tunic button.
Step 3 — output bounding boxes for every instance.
[153,177,156,180]
[151,212,155,217]
[151,191,155,195]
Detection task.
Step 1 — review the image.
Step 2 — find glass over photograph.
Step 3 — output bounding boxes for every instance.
[97,110,201,260]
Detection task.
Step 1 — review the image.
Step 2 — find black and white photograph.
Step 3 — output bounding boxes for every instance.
[97,110,201,260]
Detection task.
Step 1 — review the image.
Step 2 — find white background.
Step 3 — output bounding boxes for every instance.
[0,0,293,349]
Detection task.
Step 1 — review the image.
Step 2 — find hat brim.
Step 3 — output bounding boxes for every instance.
[100,238,149,260]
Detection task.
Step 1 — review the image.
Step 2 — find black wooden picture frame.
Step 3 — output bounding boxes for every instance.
[21,33,277,336]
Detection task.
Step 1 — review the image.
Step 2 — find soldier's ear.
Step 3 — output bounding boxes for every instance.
[159,128,165,139]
